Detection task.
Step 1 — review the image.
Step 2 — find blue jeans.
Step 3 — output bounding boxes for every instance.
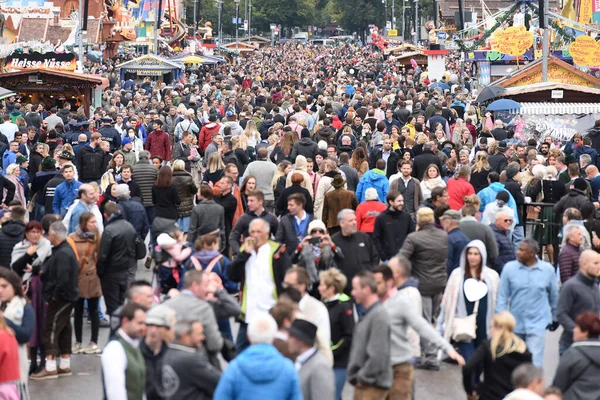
[33,205,45,222]
[559,341,570,358]
[333,368,346,400]
[457,341,479,387]
[512,226,524,252]
[517,331,546,367]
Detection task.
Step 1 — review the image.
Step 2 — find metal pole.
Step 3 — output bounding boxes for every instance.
[193,0,197,44]
[217,0,222,48]
[402,0,405,40]
[414,0,419,42]
[235,3,239,51]
[248,0,252,36]
[392,0,395,31]
[541,0,549,81]
[244,0,247,37]
[433,0,438,27]
[384,0,387,34]
[78,0,84,69]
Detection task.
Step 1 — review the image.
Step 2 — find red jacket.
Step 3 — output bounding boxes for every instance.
[356,200,387,233]
[199,122,221,152]
[0,329,20,384]
[145,129,171,161]
[242,78,253,90]
[447,177,475,210]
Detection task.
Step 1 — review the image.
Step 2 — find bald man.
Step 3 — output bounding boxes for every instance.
[585,165,600,201]
[556,249,600,354]
[67,183,99,233]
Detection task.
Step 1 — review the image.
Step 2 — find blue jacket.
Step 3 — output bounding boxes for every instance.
[447,227,470,276]
[477,182,519,224]
[68,201,90,234]
[490,224,516,273]
[2,150,16,174]
[118,199,150,239]
[589,175,600,200]
[52,179,82,216]
[356,168,389,203]
[214,343,302,400]
[575,145,600,168]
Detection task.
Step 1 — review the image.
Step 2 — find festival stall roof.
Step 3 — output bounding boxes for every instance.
[46,25,72,45]
[115,54,183,83]
[384,44,418,54]
[388,51,427,66]
[222,42,257,53]
[17,18,50,42]
[438,0,560,19]
[0,69,108,116]
[238,36,271,48]
[499,82,600,103]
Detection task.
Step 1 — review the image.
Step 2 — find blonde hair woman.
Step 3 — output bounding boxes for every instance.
[204,152,225,185]
[470,151,490,193]
[244,120,260,148]
[5,164,26,208]
[461,311,531,400]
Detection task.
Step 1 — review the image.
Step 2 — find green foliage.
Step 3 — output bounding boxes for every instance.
[250,0,317,31]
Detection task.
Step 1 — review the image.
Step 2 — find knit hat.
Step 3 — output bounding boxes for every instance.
[16,155,28,164]
[416,207,434,224]
[307,220,327,234]
[122,137,132,146]
[439,209,461,221]
[365,188,379,201]
[41,157,56,171]
[505,164,519,180]
[331,173,345,188]
[209,114,218,122]
[146,305,175,328]
[574,177,588,192]
[59,151,74,160]
[301,128,310,139]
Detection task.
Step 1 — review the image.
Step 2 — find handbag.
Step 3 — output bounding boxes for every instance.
[134,237,147,260]
[452,299,480,342]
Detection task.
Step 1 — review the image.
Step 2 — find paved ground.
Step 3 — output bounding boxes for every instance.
[30,263,562,400]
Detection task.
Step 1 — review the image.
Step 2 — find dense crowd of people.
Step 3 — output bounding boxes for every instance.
[0,41,599,400]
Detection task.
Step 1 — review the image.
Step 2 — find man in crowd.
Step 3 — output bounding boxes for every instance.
[67,184,99,234]
[140,305,174,399]
[331,209,379,293]
[189,184,225,246]
[101,302,147,399]
[558,224,584,283]
[490,210,517,272]
[115,184,150,240]
[162,270,224,357]
[52,165,82,217]
[557,249,600,354]
[229,218,291,351]
[117,164,142,201]
[162,321,221,399]
[276,193,314,256]
[243,147,277,210]
[145,119,171,162]
[400,207,448,370]
[373,192,414,262]
[347,271,391,398]
[229,190,278,254]
[389,160,422,215]
[440,209,470,275]
[31,222,80,380]
[97,202,138,314]
[0,205,26,265]
[214,313,302,398]
[496,239,559,367]
[75,132,109,183]
[132,150,159,222]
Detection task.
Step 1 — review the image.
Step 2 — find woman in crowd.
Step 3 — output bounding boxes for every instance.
[461,311,532,400]
[152,165,181,223]
[10,221,52,375]
[69,212,102,355]
[314,159,339,220]
[420,164,446,201]
[438,240,500,367]
[285,155,314,199]
[305,157,320,194]
[0,268,34,398]
[204,152,225,185]
[4,164,26,208]
[270,131,295,163]
[0,312,20,400]
[470,151,491,193]
[171,159,198,235]
[230,136,250,176]
[276,172,314,217]
[318,268,354,400]
[107,150,126,181]
[271,160,292,204]
[244,120,260,150]
[240,175,256,212]
[350,147,369,181]
[553,311,600,400]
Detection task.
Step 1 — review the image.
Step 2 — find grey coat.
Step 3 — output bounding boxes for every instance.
[162,292,223,353]
[399,224,449,297]
[188,200,225,246]
[347,302,392,389]
[459,217,499,267]
[299,350,335,400]
[132,161,158,208]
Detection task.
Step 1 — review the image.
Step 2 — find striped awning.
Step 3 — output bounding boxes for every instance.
[509,103,600,115]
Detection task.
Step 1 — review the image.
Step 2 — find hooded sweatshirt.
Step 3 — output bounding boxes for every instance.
[477,182,519,223]
[553,339,600,400]
[356,168,389,203]
[438,240,500,342]
[213,343,303,399]
[284,155,314,198]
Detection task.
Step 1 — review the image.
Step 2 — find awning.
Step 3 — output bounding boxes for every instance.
[509,103,600,115]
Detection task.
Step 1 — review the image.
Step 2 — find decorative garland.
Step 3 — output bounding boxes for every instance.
[455,1,523,52]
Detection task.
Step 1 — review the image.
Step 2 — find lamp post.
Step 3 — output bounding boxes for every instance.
[234,0,240,52]
[193,0,198,44]
[248,0,252,36]
[217,0,223,48]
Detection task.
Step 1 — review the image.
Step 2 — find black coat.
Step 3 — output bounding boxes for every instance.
[325,297,355,368]
[370,149,400,178]
[470,169,490,194]
[275,213,315,255]
[132,161,158,208]
[488,153,508,174]
[97,214,137,276]
[172,170,197,218]
[41,240,80,302]
[76,144,109,181]
[553,189,592,215]
[152,184,181,220]
[412,150,442,181]
[373,208,415,261]
[0,175,15,205]
[490,224,516,273]
[275,185,313,217]
[291,138,319,163]
[228,209,279,253]
[28,151,44,181]
[504,179,525,227]
[0,220,25,269]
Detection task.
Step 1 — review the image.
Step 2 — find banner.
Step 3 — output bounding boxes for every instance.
[5,52,77,71]
[580,0,593,23]
[569,35,600,66]
[490,26,534,56]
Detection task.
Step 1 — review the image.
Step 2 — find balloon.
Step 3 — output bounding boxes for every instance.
[410,58,418,68]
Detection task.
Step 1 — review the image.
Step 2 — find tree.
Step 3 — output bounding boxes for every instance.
[250,0,317,32]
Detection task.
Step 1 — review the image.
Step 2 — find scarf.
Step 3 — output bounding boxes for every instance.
[422,176,444,191]
[192,249,221,265]
[75,227,95,240]
[11,238,52,268]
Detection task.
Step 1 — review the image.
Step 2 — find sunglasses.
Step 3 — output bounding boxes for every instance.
[503,219,513,223]
[311,229,325,234]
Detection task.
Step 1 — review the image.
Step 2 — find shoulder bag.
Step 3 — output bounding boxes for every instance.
[452,299,480,342]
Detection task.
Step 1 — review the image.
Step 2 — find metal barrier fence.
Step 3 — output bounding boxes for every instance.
[522,202,561,265]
